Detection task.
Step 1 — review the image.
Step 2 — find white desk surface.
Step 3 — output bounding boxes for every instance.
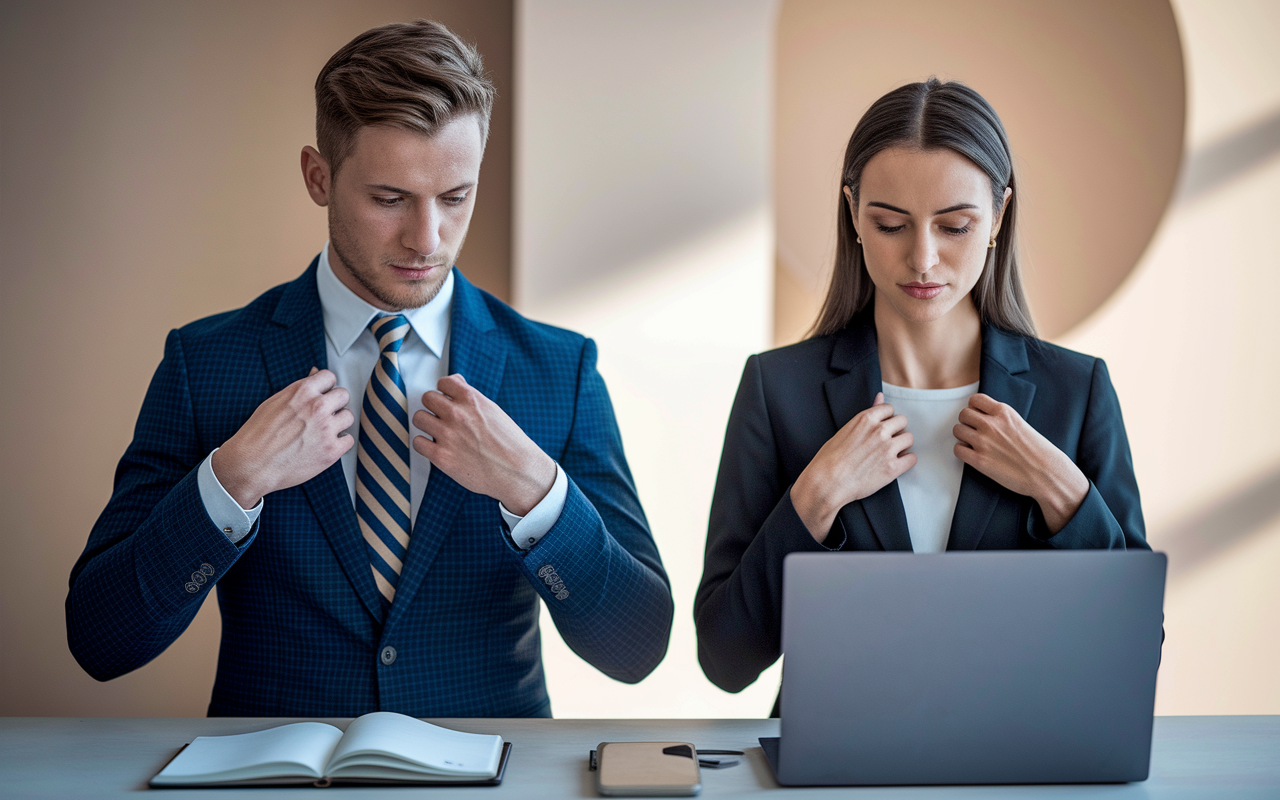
[2,716,1277,798]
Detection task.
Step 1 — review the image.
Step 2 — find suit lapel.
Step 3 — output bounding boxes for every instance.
[824,312,912,552]
[261,257,385,624]
[946,326,1037,551]
[385,270,508,630]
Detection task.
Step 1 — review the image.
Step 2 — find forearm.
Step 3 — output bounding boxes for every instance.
[66,469,251,680]
[695,488,833,693]
[521,482,673,683]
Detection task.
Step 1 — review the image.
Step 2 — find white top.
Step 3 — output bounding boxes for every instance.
[881,380,980,553]
[196,243,567,550]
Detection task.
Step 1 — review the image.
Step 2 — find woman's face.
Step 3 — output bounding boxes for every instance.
[847,146,1011,325]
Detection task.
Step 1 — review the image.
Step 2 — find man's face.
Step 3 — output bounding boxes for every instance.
[321,116,483,311]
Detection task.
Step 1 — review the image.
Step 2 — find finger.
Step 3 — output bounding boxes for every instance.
[954,441,978,467]
[335,432,355,456]
[332,408,355,433]
[860,402,895,423]
[874,391,885,406]
[422,389,452,417]
[892,451,918,476]
[309,366,319,377]
[307,368,338,394]
[891,431,914,456]
[957,407,985,430]
[882,413,910,435]
[436,373,468,400]
[953,422,977,446]
[320,386,351,414]
[968,393,1002,414]
[412,434,437,460]
[412,409,443,437]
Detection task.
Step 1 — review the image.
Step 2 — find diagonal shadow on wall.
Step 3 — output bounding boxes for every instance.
[1155,461,1280,582]
[1179,108,1280,202]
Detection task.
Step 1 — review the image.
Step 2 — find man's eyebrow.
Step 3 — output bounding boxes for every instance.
[364,182,477,195]
[866,201,980,215]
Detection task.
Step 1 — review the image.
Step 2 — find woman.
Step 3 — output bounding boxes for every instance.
[694,78,1149,704]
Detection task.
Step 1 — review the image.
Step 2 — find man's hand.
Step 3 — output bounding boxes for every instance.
[790,392,917,542]
[411,374,556,516]
[211,368,355,508]
[953,393,1089,534]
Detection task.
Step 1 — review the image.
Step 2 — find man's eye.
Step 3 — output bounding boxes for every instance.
[374,196,403,207]
[443,194,468,205]
[875,223,905,233]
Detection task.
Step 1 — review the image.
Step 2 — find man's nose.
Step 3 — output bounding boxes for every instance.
[402,203,441,257]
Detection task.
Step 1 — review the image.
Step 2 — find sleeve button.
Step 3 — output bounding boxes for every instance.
[184,582,200,594]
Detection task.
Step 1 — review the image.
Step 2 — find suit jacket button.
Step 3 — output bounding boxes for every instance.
[184,582,200,594]
[199,563,215,576]
[380,646,397,666]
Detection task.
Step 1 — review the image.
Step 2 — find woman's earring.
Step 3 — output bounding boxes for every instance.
[988,238,997,249]
[856,236,863,244]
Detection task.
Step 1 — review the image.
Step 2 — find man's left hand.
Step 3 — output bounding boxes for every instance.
[953,393,1090,534]
[412,374,556,516]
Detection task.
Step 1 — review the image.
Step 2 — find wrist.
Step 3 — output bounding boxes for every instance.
[792,471,837,542]
[1035,462,1089,534]
[501,452,556,517]
[211,445,266,510]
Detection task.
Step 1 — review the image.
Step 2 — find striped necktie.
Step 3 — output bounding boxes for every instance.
[356,314,412,606]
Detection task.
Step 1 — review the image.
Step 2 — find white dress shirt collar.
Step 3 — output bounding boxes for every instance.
[316,242,453,358]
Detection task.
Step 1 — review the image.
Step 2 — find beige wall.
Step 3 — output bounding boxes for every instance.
[0,0,513,716]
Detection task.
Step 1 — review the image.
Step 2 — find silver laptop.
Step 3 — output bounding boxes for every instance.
[761,551,1166,786]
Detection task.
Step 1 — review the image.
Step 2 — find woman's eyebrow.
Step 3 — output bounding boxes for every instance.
[866,201,980,215]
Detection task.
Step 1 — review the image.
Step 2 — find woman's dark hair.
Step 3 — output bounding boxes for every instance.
[810,78,1036,338]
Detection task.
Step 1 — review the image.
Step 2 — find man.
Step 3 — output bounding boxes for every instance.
[66,20,673,717]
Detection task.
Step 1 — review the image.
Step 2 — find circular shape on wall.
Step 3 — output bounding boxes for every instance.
[775,0,1185,339]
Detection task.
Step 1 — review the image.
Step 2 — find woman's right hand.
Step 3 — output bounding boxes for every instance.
[790,392,916,542]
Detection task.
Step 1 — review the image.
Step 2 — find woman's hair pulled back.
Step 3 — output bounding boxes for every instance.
[810,78,1036,338]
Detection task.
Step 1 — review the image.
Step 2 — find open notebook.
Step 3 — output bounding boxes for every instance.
[150,712,510,787]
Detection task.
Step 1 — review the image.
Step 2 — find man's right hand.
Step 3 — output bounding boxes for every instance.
[211,368,355,509]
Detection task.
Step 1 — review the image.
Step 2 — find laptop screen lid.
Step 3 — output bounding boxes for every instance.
[775,551,1166,786]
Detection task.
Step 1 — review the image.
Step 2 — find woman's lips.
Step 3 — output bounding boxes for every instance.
[900,282,944,300]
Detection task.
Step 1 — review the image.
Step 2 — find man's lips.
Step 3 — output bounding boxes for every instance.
[900,282,944,299]
[388,263,444,279]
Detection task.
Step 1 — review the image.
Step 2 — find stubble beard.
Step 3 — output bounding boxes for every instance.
[328,206,460,312]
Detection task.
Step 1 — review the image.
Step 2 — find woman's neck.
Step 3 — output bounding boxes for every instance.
[874,293,982,389]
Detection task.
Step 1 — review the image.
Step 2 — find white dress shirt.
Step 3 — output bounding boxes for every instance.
[197,243,567,549]
[881,380,980,553]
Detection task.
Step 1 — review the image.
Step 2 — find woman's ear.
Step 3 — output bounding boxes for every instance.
[990,185,1013,239]
[843,185,859,239]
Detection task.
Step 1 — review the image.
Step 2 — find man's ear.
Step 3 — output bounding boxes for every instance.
[990,185,1014,239]
[301,146,332,207]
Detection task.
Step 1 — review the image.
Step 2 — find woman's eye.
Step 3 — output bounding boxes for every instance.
[941,224,971,235]
[874,223,905,233]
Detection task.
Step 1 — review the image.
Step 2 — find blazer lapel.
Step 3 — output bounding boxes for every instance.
[946,326,1037,551]
[261,257,385,624]
[385,270,508,629]
[824,312,912,552]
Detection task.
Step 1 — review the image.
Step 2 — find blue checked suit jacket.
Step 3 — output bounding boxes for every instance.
[67,260,674,717]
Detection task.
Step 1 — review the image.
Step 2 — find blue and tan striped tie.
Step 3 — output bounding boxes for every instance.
[356,314,412,606]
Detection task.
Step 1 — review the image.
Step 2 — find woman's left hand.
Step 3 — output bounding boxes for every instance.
[953,393,1090,534]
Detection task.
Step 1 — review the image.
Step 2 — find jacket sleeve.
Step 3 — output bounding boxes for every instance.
[694,355,833,693]
[506,338,673,684]
[66,330,256,681]
[1028,358,1149,550]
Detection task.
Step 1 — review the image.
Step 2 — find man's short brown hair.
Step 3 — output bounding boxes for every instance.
[315,20,495,174]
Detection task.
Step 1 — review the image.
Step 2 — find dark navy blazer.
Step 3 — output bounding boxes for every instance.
[695,308,1149,695]
[67,260,674,717]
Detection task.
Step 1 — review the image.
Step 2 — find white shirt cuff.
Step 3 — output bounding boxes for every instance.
[499,462,568,550]
[197,448,263,544]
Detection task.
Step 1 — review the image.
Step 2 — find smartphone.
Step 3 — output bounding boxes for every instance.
[594,741,702,796]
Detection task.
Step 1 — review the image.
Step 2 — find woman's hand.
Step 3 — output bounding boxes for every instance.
[953,393,1090,534]
[791,392,916,543]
